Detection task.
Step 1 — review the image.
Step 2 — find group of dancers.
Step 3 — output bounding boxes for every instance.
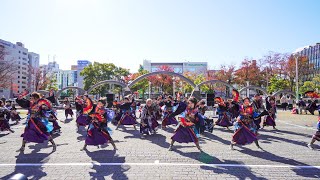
[1,88,319,154]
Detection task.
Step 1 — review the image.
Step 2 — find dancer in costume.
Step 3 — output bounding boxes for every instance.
[81,99,117,151]
[44,90,61,132]
[307,98,318,115]
[252,94,266,130]
[76,95,94,128]
[161,95,178,128]
[307,116,320,150]
[5,100,12,110]
[168,97,202,152]
[75,96,84,118]
[64,98,73,119]
[154,96,164,121]
[116,96,137,130]
[262,96,277,130]
[198,100,213,133]
[111,100,121,126]
[228,89,240,123]
[16,92,56,153]
[10,105,22,125]
[193,99,206,134]
[215,97,233,129]
[140,99,159,137]
[0,101,14,133]
[230,97,262,150]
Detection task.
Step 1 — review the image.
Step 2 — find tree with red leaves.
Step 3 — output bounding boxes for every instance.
[284,55,313,91]
[259,52,289,88]
[234,58,262,87]
[0,45,18,90]
[147,65,175,94]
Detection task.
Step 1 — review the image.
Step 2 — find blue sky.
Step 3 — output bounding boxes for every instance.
[1,0,319,72]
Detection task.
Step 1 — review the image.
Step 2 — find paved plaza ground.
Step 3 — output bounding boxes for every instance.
[0,110,319,179]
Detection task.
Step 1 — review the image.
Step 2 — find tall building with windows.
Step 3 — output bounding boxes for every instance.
[0,39,35,98]
[294,43,320,81]
[143,60,207,74]
[28,52,40,92]
[77,60,91,89]
[56,70,77,89]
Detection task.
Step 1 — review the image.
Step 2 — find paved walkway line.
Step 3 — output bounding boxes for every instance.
[277,120,316,130]
[0,163,319,169]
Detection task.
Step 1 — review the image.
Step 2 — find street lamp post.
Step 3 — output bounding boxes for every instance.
[246,81,250,97]
[295,55,299,103]
[172,77,176,98]
[148,81,151,99]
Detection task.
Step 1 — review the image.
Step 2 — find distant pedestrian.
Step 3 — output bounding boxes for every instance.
[280,96,288,111]
[297,99,307,114]
[307,99,317,115]
[288,97,293,110]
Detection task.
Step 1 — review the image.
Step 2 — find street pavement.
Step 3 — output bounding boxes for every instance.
[0,110,319,180]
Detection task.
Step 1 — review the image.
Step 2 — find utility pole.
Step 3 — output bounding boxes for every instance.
[295,55,299,103]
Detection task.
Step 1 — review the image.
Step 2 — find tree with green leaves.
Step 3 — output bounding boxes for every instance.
[45,74,58,91]
[80,62,129,96]
[312,74,320,91]
[125,65,149,99]
[183,72,209,93]
[300,81,316,94]
[267,76,290,94]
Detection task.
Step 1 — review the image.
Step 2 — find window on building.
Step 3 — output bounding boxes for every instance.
[22,86,26,88]
[151,67,158,72]
[19,51,21,53]
[18,81,20,83]
[22,77,26,79]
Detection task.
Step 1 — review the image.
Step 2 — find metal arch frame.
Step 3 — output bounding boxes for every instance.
[191,80,236,100]
[56,86,86,97]
[196,80,236,91]
[239,86,268,96]
[128,71,196,89]
[272,90,296,97]
[87,80,127,94]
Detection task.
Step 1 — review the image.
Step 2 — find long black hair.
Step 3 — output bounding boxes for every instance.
[188,96,198,109]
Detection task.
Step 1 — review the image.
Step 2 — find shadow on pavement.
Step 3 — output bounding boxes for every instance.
[174,149,266,180]
[0,132,10,138]
[261,129,312,138]
[85,149,129,179]
[122,129,140,139]
[240,147,320,179]
[201,131,231,146]
[64,117,74,124]
[1,152,51,179]
[143,133,171,149]
[259,133,315,149]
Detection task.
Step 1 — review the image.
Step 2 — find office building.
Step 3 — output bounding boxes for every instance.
[294,43,320,82]
[0,39,34,98]
[77,60,91,89]
[143,60,207,74]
